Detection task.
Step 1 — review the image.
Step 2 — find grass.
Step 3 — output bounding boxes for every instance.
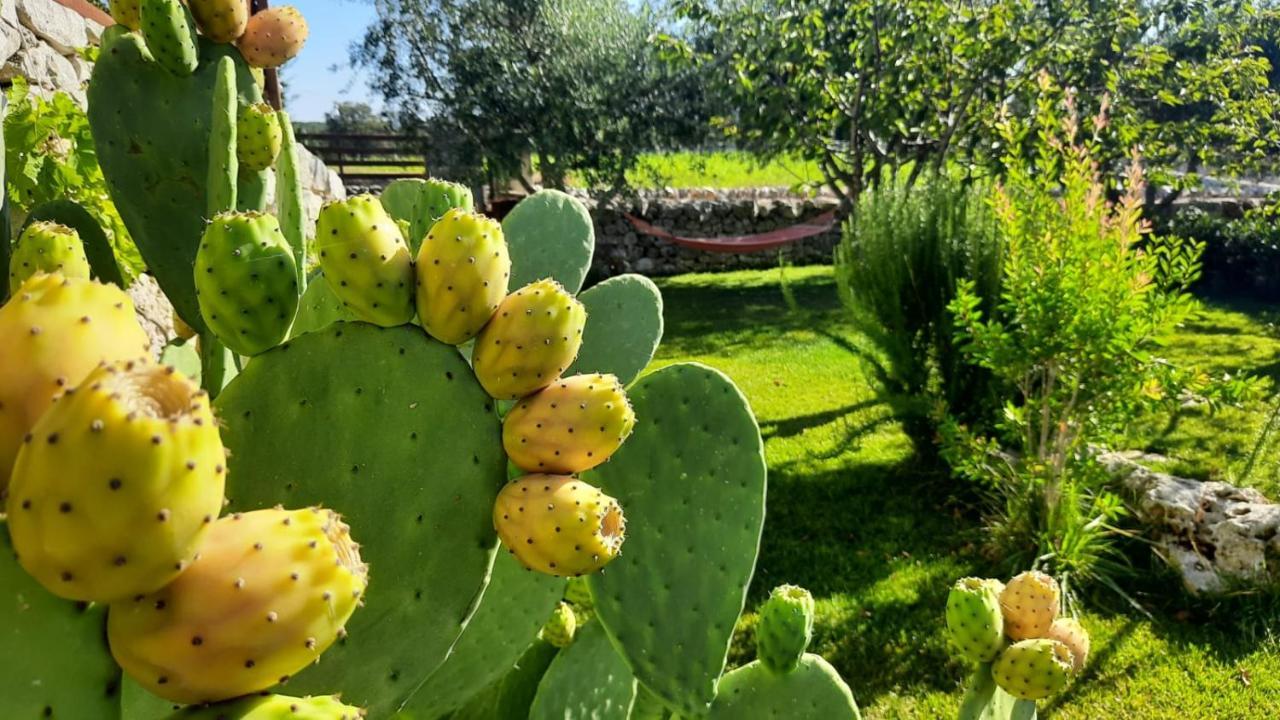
[621,151,823,189]
[649,265,1280,719]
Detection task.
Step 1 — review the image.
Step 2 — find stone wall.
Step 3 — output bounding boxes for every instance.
[583,188,842,279]
[1,0,99,105]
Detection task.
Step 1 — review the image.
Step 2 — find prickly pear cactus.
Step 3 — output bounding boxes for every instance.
[540,602,578,649]
[999,572,1059,641]
[991,639,1072,701]
[107,507,367,704]
[585,363,766,715]
[165,694,364,719]
[528,621,637,720]
[1046,618,1089,671]
[187,0,249,44]
[381,178,475,252]
[194,212,300,355]
[756,585,815,675]
[314,195,416,327]
[503,374,635,475]
[24,200,126,287]
[494,475,626,577]
[564,274,663,387]
[140,0,200,77]
[110,0,143,29]
[237,103,283,172]
[0,523,123,719]
[89,34,267,334]
[946,578,1006,663]
[472,279,587,399]
[214,322,506,716]
[502,189,595,294]
[708,655,860,719]
[415,209,510,344]
[8,221,91,288]
[237,6,309,68]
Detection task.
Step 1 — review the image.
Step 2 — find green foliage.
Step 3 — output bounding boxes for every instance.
[354,0,713,190]
[834,171,1002,427]
[941,89,1247,594]
[3,78,142,280]
[671,0,1280,203]
[1165,206,1280,301]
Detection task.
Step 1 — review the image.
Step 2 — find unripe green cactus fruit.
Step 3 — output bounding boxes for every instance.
[415,208,510,344]
[237,6,309,68]
[756,584,815,675]
[999,570,1060,640]
[564,575,593,610]
[195,211,300,355]
[503,373,635,474]
[1046,617,1090,672]
[946,577,1006,663]
[110,0,143,30]
[165,693,365,719]
[187,0,250,44]
[0,273,151,492]
[236,103,283,172]
[8,221,91,288]
[315,195,416,327]
[140,0,200,77]
[494,474,626,577]
[6,359,226,603]
[991,638,1073,700]
[541,601,578,649]
[108,507,369,704]
[473,279,587,399]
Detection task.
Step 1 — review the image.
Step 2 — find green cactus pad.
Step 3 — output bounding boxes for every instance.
[529,621,637,720]
[215,322,505,717]
[25,200,125,287]
[381,178,475,253]
[164,694,365,719]
[89,33,267,334]
[502,190,595,294]
[0,522,122,720]
[628,687,675,720]
[402,551,566,718]
[585,363,766,716]
[756,585,816,675]
[207,57,238,217]
[444,639,560,720]
[121,677,180,720]
[290,272,358,337]
[564,274,663,388]
[139,0,199,77]
[707,655,861,719]
[275,111,307,290]
[959,663,1037,720]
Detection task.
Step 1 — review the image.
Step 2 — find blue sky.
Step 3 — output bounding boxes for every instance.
[281,0,381,121]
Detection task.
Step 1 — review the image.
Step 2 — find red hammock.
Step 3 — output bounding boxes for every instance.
[623,211,838,254]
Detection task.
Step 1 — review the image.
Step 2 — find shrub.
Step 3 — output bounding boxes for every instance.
[1164,206,1280,302]
[942,90,1242,599]
[834,171,1003,428]
[3,78,142,279]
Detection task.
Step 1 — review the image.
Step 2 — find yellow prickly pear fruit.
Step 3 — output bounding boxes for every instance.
[165,693,365,719]
[472,279,587,399]
[173,310,196,340]
[236,103,283,172]
[315,195,415,327]
[9,221,91,288]
[6,359,226,602]
[0,273,151,490]
[503,373,635,474]
[999,571,1060,640]
[1046,617,1090,672]
[493,474,625,577]
[236,6,308,69]
[187,0,249,44]
[415,209,510,345]
[108,507,368,704]
[540,601,577,648]
[110,0,143,30]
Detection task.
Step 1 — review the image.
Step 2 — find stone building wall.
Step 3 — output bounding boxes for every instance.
[583,188,843,279]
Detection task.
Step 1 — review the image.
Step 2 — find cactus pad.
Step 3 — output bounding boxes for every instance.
[529,621,636,720]
[0,522,122,720]
[89,34,266,334]
[707,655,861,719]
[502,190,595,294]
[214,322,505,716]
[958,663,1037,720]
[290,274,356,337]
[585,363,766,715]
[565,274,663,387]
[403,551,565,718]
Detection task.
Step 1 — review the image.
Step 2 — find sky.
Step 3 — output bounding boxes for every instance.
[281,0,381,122]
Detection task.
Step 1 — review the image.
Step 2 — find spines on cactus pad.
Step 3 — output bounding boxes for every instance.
[399,550,565,718]
[214,322,506,716]
[564,274,663,387]
[706,655,861,720]
[89,34,268,336]
[0,522,123,720]
[529,621,637,720]
[585,363,766,716]
[502,189,595,294]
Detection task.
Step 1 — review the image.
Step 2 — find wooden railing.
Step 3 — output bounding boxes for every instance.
[295,132,428,185]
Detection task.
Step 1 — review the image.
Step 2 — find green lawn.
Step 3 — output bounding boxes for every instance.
[650,266,1280,719]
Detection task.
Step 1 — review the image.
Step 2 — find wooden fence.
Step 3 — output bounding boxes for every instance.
[295,132,428,186]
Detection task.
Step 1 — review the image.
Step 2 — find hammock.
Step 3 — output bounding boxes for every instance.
[623,211,838,254]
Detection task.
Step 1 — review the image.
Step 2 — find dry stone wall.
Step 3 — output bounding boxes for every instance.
[581,188,842,279]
